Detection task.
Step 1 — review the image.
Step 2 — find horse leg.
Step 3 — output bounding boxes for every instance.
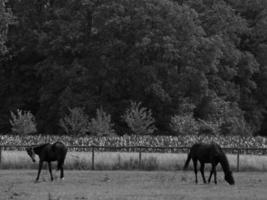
[60,166,64,179]
[200,163,206,184]
[213,165,217,184]
[208,169,213,183]
[210,161,218,184]
[57,160,64,179]
[36,161,43,181]
[193,159,198,184]
[48,162,53,181]
[58,161,64,179]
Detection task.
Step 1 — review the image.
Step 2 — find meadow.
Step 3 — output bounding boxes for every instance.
[2,150,267,171]
[1,170,267,200]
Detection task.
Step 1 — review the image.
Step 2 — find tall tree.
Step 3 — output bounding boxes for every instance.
[0,0,13,54]
[0,0,266,135]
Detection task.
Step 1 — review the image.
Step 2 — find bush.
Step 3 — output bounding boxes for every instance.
[220,117,252,136]
[169,114,199,135]
[198,119,220,135]
[59,107,90,135]
[9,109,37,135]
[122,101,157,135]
[88,107,116,136]
[178,99,196,115]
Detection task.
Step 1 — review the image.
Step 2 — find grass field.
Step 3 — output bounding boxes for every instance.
[2,151,267,171]
[0,170,267,200]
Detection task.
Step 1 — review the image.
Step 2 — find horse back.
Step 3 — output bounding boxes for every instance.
[190,143,223,163]
[37,142,67,162]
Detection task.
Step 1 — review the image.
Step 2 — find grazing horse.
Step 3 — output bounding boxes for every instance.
[183,143,234,185]
[26,141,68,181]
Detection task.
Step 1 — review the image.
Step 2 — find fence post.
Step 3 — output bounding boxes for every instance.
[236,148,240,172]
[92,146,95,170]
[139,147,142,169]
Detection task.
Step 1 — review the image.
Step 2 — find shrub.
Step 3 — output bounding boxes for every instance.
[198,119,220,135]
[178,98,196,115]
[9,109,37,135]
[122,101,157,135]
[59,107,90,135]
[220,117,252,136]
[88,107,116,136]
[194,96,243,125]
[169,114,199,135]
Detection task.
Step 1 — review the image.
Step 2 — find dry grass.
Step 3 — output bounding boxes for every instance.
[1,170,267,200]
[1,150,267,171]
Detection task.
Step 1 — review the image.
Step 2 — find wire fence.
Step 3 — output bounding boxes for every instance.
[0,145,267,171]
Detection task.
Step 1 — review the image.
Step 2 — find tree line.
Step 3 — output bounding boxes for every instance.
[0,0,267,136]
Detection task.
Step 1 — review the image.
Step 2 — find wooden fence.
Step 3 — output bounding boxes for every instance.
[0,145,267,171]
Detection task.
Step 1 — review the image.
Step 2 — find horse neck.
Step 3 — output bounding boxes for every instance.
[219,153,231,174]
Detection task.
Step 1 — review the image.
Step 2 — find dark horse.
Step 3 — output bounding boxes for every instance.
[26,141,68,181]
[183,143,234,185]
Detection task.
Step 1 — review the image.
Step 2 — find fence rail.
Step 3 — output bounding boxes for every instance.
[0,145,267,171]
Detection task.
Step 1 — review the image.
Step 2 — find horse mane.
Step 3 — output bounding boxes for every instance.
[33,143,50,154]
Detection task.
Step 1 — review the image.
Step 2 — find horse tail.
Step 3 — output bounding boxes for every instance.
[183,151,192,170]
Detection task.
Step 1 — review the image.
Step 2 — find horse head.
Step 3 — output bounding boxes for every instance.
[224,171,235,185]
[26,147,36,162]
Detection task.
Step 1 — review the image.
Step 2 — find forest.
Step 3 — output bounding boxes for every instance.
[0,0,267,136]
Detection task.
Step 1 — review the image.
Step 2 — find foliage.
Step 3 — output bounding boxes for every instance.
[177,99,196,115]
[194,95,253,135]
[220,117,253,136]
[197,119,220,135]
[0,0,267,135]
[170,114,199,135]
[88,107,116,136]
[9,109,37,135]
[59,107,90,135]
[122,101,157,135]
[0,0,13,54]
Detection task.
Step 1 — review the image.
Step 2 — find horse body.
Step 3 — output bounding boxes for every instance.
[26,141,67,181]
[183,143,234,185]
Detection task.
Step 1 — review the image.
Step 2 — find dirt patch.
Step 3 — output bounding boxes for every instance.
[0,170,266,200]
